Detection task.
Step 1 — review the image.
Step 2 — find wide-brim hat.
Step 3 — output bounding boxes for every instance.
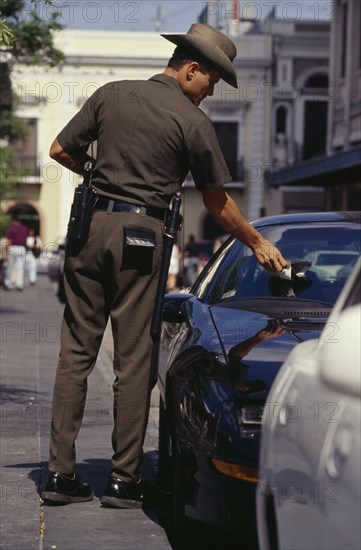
[161,23,238,89]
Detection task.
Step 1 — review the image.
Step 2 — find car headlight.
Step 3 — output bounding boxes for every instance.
[237,405,264,439]
[240,404,264,424]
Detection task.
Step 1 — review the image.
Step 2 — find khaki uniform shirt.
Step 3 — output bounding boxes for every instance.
[57,74,231,209]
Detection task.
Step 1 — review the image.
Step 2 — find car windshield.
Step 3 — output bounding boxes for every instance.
[194,222,361,306]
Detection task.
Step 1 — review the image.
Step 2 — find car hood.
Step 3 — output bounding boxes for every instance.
[210,297,330,400]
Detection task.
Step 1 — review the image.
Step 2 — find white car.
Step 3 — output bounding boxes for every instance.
[304,249,359,283]
[257,259,361,550]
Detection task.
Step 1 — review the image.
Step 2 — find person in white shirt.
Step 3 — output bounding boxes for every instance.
[25,229,42,285]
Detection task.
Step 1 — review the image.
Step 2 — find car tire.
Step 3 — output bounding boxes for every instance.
[158,396,172,491]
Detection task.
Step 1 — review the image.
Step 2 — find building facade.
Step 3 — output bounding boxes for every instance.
[262,18,331,214]
[265,0,361,212]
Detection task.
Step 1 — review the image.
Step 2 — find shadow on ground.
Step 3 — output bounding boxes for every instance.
[8,453,259,549]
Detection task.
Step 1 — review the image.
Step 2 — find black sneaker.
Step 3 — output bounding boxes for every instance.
[100,474,144,509]
[41,472,94,504]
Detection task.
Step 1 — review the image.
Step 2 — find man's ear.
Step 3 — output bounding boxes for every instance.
[186,61,199,81]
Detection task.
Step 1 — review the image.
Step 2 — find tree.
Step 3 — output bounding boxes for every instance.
[0,0,65,233]
[0,0,65,65]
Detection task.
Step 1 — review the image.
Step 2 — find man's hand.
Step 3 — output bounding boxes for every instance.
[202,188,287,272]
[252,240,287,272]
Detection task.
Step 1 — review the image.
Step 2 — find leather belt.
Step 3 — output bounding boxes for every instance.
[94,196,167,222]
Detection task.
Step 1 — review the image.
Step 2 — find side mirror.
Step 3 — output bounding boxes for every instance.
[162,293,193,323]
[320,304,361,398]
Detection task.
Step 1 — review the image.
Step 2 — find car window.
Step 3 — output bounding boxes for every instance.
[193,223,361,305]
[191,237,235,298]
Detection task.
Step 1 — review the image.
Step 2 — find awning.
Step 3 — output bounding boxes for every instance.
[265,146,361,187]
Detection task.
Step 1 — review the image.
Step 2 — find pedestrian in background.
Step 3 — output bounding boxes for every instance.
[184,233,201,286]
[3,216,28,291]
[41,23,287,509]
[25,229,42,286]
[0,236,8,288]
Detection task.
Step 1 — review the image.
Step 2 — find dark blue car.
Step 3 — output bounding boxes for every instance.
[157,212,361,531]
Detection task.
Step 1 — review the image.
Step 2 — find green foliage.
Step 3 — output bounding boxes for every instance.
[12,11,65,66]
[0,0,64,211]
[0,1,65,65]
[0,108,28,141]
[0,0,26,18]
[0,17,16,46]
[0,147,18,235]
[0,211,11,237]
[0,2,54,44]
[0,62,27,140]
[0,147,18,197]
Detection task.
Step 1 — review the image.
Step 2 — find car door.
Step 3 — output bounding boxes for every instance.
[315,303,361,550]
[268,269,360,550]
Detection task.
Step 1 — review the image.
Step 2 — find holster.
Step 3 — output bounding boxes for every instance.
[66,184,98,241]
[66,161,97,241]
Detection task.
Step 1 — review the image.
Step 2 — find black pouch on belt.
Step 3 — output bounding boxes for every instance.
[66,159,97,242]
[122,227,156,274]
[66,185,97,241]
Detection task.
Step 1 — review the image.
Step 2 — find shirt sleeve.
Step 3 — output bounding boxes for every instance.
[188,117,232,191]
[57,89,100,151]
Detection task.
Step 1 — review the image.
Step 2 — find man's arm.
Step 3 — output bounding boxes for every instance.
[202,187,287,272]
[49,138,93,176]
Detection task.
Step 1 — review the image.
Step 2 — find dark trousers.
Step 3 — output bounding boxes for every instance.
[48,209,164,482]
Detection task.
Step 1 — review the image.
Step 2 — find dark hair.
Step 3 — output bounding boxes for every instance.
[167,47,212,73]
[167,54,189,71]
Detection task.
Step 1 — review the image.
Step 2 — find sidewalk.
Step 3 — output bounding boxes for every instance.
[0,275,170,550]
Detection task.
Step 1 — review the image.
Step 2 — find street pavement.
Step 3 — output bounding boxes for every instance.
[0,274,170,550]
[1,274,258,550]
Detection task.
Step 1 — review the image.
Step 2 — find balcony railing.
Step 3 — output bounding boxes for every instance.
[5,154,41,180]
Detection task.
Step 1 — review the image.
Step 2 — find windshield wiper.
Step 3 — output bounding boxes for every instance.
[219,296,333,307]
[216,297,334,317]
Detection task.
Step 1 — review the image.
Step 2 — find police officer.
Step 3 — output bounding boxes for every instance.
[41,23,287,508]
